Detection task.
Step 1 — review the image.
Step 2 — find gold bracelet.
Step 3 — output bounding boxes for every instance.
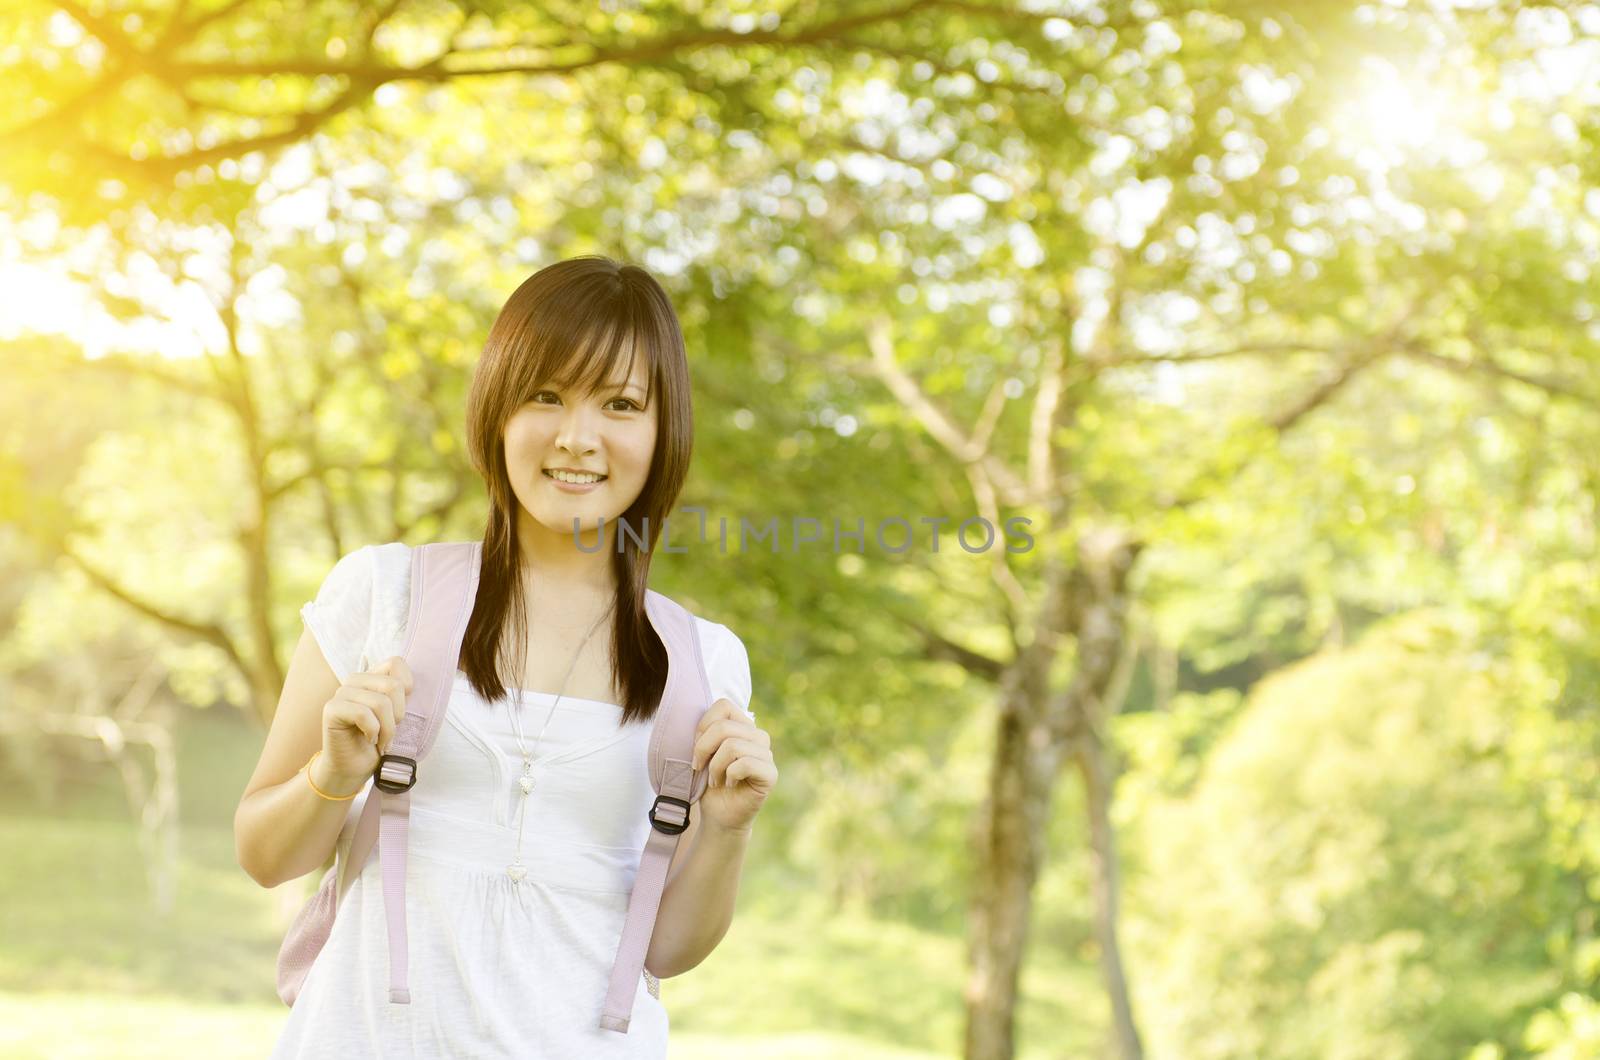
[304,750,362,801]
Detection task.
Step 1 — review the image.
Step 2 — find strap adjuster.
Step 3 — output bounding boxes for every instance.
[374,754,417,793]
[647,794,691,835]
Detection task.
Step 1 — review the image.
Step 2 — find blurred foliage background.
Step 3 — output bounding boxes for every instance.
[2,1,1599,1057]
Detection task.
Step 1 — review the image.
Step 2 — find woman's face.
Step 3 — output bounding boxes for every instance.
[503,350,658,539]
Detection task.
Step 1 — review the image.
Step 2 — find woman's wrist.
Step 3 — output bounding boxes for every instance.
[308,751,367,800]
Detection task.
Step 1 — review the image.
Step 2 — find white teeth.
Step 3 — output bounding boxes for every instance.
[545,470,604,484]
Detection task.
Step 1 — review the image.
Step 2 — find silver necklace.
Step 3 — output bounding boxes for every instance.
[503,599,616,883]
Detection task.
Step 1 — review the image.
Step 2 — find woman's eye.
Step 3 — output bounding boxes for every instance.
[530,391,638,411]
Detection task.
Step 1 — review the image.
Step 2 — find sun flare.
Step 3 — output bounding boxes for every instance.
[1332,56,1470,162]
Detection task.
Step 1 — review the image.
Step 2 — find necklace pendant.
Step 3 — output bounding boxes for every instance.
[507,862,527,882]
[518,775,535,795]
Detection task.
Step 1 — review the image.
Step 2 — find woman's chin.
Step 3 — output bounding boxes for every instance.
[532,510,620,537]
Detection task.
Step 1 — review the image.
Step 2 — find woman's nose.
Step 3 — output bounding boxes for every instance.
[554,404,600,454]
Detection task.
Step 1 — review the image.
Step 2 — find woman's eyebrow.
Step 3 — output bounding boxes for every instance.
[544,377,640,395]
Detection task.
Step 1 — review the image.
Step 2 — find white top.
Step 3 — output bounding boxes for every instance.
[271,542,755,1059]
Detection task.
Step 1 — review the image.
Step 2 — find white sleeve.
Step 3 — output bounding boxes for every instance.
[367,541,415,661]
[699,620,755,723]
[299,545,375,685]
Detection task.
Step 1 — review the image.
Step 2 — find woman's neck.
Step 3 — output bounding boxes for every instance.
[513,508,618,600]
[517,548,618,630]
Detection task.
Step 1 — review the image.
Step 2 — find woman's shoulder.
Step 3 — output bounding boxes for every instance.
[369,539,414,574]
[364,541,418,651]
[371,539,487,578]
[365,537,474,578]
[364,539,482,643]
[686,615,754,720]
[660,594,743,656]
[690,614,744,654]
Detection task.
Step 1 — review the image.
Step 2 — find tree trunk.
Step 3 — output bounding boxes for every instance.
[1060,529,1144,1060]
[963,680,1064,1060]
[1074,727,1143,1060]
[963,527,1144,1059]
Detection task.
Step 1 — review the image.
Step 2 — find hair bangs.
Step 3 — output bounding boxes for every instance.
[515,283,657,410]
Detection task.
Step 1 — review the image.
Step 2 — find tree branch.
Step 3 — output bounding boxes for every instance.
[1395,339,1599,408]
[59,541,249,677]
[1267,345,1383,434]
[154,0,259,53]
[1085,339,1348,370]
[20,0,1024,183]
[1026,339,1065,501]
[1157,344,1389,513]
[863,314,1030,506]
[59,350,235,409]
[902,612,1008,682]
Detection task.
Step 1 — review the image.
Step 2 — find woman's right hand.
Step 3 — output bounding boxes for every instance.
[314,656,413,797]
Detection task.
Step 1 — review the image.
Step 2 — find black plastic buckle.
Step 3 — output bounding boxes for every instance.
[373,754,417,794]
[648,794,691,836]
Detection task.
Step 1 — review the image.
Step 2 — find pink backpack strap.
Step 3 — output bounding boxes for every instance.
[600,589,712,1033]
[341,540,482,1004]
[323,551,706,1026]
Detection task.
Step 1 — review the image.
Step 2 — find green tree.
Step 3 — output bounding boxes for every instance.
[1126,612,1580,1059]
[4,3,1599,1057]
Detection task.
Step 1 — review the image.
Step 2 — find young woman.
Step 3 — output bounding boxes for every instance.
[235,256,778,1057]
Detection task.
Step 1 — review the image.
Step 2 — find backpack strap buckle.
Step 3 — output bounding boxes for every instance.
[374,754,418,793]
[647,794,691,835]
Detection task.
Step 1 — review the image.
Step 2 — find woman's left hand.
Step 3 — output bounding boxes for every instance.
[691,698,777,833]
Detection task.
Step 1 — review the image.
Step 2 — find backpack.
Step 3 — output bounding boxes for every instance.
[274,540,714,1034]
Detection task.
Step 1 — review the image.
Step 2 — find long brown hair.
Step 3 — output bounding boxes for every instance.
[459,255,694,727]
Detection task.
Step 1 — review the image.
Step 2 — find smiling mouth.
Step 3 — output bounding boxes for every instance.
[543,470,608,483]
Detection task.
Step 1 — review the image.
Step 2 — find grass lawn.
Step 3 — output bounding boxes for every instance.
[0,708,1106,1057]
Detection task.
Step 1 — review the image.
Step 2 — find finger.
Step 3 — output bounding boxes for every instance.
[348,688,395,752]
[371,656,415,694]
[331,700,380,745]
[702,703,756,738]
[388,656,414,693]
[697,698,736,737]
[710,741,756,788]
[706,738,764,787]
[348,671,409,729]
[692,721,738,771]
[352,708,380,746]
[699,715,759,761]
[347,670,405,694]
[725,756,777,791]
[384,672,407,729]
[374,695,396,754]
[357,662,412,700]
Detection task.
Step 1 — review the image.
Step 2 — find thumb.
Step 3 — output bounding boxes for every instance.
[374,655,413,692]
